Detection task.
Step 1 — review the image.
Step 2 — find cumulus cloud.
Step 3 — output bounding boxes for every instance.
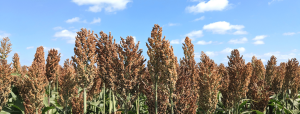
[203,21,247,34]
[263,51,297,60]
[132,36,137,44]
[228,37,247,44]
[233,30,248,35]
[53,29,77,44]
[66,17,81,23]
[0,31,11,39]
[26,46,34,49]
[194,51,218,58]
[220,47,245,54]
[253,40,264,45]
[283,32,296,36]
[253,35,267,40]
[90,18,101,24]
[186,0,229,13]
[184,30,203,41]
[170,39,180,44]
[252,35,266,45]
[196,40,212,45]
[194,16,205,21]
[171,30,203,45]
[43,46,61,52]
[72,0,132,13]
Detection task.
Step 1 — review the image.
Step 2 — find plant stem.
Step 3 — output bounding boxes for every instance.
[137,85,139,114]
[155,74,158,114]
[84,88,87,114]
[104,83,106,114]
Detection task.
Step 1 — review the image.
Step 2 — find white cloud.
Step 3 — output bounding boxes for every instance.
[53,26,64,30]
[268,0,283,5]
[90,18,101,24]
[253,40,264,45]
[228,37,247,44]
[203,21,247,34]
[263,51,296,60]
[66,17,81,23]
[54,29,77,44]
[72,0,132,13]
[132,36,137,44]
[196,40,212,45]
[43,46,61,52]
[184,30,203,41]
[194,16,205,21]
[0,31,11,39]
[253,35,267,40]
[204,51,217,57]
[283,32,296,36]
[26,46,34,49]
[186,0,229,13]
[170,39,180,44]
[233,30,248,35]
[221,47,245,54]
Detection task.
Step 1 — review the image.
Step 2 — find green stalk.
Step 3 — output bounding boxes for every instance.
[125,93,128,114]
[113,89,116,114]
[103,83,106,114]
[109,89,112,114]
[84,88,87,114]
[48,84,50,114]
[170,86,174,114]
[155,74,158,114]
[137,85,139,114]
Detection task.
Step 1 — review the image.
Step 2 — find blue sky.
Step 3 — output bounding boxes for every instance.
[0,0,299,68]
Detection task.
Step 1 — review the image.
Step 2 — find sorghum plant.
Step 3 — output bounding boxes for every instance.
[95,30,118,114]
[272,62,286,95]
[225,49,253,113]
[265,55,277,89]
[46,49,61,88]
[284,58,300,100]
[197,51,222,114]
[248,56,274,113]
[45,48,61,114]
[110,36,146,114]
[0,59,13,111]
[71,28,97,114]
[145,24,177,114]
[12,53,22,74]
[16,46,48,114]
[0,37,12,60]
[247,56,266,98]
[173,36,198,114]
[218,63,231,110]
[58,59,78,113]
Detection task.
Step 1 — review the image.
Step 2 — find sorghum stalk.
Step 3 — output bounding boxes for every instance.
[71,28,97,114]
[46,48,61,114]
[145,24,177,114]
[95,30,118,114]
[225,49,253,113]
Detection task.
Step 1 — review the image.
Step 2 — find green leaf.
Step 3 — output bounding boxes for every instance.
[251,110,263,114]
[42,106,56,114]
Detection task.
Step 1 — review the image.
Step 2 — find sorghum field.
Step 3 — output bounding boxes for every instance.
[0,24,300,114]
